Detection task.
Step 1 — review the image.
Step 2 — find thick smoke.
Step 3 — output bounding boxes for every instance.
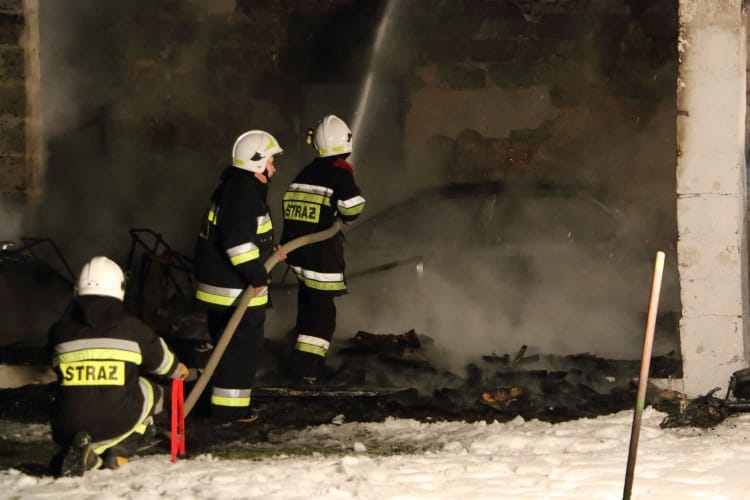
[0,201,22,241]
[16,0,680,365]
[326,0,681,367]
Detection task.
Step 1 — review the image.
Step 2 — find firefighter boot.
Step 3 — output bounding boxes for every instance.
[101,417,161,469]
[211,406,260,426]
[292,350,325,386]
[59,432,100,477]
[102,447,129,470]
[236,407,261,424]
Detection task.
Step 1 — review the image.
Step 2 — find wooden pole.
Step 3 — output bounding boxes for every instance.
[623,251,665,500]
[183,220,342,417]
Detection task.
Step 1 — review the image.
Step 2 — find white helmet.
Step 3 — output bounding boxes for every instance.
[76,256,125,300]
[232,130,283,173]
[312,114,352,157]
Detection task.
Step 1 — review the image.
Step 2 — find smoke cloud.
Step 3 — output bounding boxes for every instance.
[13,0,680,365]
[0,201,23,242]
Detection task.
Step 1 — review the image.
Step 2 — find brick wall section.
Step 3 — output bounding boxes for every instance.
[30,0,679,269]
[0,0,25,198]
[399,0,677,175]
[5,0,680,202]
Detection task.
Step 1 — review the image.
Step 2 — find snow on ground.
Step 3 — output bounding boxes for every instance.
[3,408,750,499]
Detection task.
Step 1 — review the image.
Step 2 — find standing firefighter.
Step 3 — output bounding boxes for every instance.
[49,256,190,476]
[281,114,366,384]
[193,129,283,423]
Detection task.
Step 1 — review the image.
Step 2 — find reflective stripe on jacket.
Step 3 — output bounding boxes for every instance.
[49,296,183,443]
[195,282,269,308]
[281,156,365,292]
[194,166,274,307]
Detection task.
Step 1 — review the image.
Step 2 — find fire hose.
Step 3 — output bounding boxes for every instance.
[183,220,343,417]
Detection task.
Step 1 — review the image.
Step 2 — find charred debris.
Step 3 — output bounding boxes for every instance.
[0,230,743,429]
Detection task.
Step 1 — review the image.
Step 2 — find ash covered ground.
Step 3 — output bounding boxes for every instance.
[0,329,685,475]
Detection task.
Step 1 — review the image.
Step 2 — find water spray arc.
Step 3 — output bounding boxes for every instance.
[349,0,397,164]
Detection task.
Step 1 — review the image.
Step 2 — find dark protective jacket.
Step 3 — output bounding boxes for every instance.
[194,166,274,308]
[281,156,366,293]
[49,296,183,443]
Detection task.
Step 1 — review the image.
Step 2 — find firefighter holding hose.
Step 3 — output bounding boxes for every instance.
[281,114,366,385]
[193,129,284,424]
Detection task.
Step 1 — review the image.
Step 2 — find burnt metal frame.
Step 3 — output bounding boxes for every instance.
[125,228,195,321]
[4,237,77,285]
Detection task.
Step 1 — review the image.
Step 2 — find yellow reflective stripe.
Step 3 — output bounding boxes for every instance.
[92,378,155,455]
[211,387,252,407]
[53,349,142,367]
[297,334,329,350]
[318,145,347,155]
[296,342,328,357]
[291,266,346,291]
[227,242,260,265]
[257,221,272,234]
[200,205,219,239]
[256,214,272,235]
[283,191,331,206]
[153,338,175,376]
[211,395,251,407]
[301,279,346,291]
[138,378,155,428]
[264,136,277,152]
[338,203,365,217]
[195,289,268,307]
[230,249,260,265]
[60,361,125,386]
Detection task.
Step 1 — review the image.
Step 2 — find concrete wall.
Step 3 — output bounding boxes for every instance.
[677,0,749,395]
[0,0,41,209]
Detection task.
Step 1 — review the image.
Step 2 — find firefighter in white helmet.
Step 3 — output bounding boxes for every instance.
[48,256,191,476]
[193,129,284,423]
[281,114,366,384]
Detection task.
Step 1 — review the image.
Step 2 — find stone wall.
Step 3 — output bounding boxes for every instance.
[24,1,679,266]
[402,1,680,310]
[0,0,29,200]
[398,1,677,186]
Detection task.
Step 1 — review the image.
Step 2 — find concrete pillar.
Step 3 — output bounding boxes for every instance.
[676,0,749,396]
[23,0,42,200]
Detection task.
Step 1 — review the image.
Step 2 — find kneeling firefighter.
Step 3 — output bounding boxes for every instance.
[281,114,366,383]
[49,256,191,476]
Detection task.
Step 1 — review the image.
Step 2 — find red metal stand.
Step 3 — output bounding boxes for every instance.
[171,378,185,463]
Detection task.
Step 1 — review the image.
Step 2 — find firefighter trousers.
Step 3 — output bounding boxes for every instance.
[292,285,337,380]
[51,380,163,469]
[206,305,265,421]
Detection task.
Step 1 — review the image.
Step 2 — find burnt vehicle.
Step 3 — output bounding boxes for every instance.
[268,179,681,367]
